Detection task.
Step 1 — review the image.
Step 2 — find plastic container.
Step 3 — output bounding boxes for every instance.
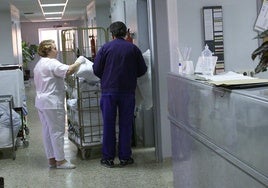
[201,44,214,75]
[201,44,212,57]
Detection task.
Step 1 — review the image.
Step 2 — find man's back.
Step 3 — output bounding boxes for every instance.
[93,37,147,93]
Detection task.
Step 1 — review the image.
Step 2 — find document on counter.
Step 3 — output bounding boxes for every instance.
[197,71,268,88]
[198,71,255,81]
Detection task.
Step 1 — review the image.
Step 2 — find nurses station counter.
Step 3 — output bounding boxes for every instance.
[167,73,268,188]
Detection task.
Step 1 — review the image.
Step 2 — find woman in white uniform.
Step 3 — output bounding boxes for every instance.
[34,39,86,169]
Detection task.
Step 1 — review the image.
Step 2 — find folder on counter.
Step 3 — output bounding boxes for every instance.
[196,71,268,89]
[208,78,268,89]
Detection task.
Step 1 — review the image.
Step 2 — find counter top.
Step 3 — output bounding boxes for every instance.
[169,72,268,101]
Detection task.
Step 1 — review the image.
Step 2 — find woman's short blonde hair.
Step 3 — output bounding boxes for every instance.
[38,39,55,57]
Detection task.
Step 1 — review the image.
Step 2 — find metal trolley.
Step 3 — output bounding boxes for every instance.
[61,27,108,65]
[0,66,29,148]
[62,27,109,159]
[66,76,103,159]
[14,104,30,148]
[0,95,17,160]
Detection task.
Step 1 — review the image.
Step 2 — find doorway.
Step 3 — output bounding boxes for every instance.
[38,28,71,62]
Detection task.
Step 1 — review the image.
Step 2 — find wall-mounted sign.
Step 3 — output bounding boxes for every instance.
[255,0,268,32]
[203,6,224,74]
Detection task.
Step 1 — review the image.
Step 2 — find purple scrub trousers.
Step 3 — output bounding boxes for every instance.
[100,92,135,160]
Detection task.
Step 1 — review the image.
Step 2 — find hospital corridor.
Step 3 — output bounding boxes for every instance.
[0,80,173,188]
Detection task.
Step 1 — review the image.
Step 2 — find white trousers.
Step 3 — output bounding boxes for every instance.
[37,109,65,161]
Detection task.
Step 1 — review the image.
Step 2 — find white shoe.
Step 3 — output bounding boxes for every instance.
[57,161,76,169]
[49,164,56,168]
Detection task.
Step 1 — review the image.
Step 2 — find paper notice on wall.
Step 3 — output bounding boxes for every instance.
[255,0,268,32]
[203,9,214,40]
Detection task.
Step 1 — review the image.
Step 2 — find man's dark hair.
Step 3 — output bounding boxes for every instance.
[109,21,127,38]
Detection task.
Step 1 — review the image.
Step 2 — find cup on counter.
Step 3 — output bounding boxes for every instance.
[182,61,194,75]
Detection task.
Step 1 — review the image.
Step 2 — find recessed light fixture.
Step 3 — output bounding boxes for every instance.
[44,12,63,15]
[41,3,66,7]
[45,17,62,20]
[38,0,69,20]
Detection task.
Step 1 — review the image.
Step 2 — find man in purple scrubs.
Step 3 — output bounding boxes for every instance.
[93,21,147,168]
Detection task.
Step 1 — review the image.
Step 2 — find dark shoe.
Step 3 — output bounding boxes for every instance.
[100,159,114,168]
[119,157,134,167]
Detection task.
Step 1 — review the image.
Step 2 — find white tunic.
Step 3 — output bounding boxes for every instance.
[34,57,69,109]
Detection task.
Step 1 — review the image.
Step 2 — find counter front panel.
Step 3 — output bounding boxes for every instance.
[168,73,268,187]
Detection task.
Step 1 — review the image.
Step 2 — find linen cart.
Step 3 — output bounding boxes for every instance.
[0,95,20,160]
[0,68,29,149]
[61,27,108,65]
[62,26,117,159]
[66,76,103,159]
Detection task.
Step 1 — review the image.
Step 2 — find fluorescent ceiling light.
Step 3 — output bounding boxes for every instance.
[45,17,62,20]
[44,12,63,15]
[41,3,65,7]
[38,0,69,20]
[62,0,69,17]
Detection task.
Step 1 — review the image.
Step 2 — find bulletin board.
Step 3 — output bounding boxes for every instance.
[202,6,224,74]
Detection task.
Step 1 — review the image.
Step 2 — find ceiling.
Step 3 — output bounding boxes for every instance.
[2,0,109,22]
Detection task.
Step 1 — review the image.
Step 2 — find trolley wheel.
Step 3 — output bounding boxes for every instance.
[23,140,29,148]
[24,127,30,135]
[81,149,91,160]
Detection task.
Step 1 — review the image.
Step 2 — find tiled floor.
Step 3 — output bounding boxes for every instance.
[0,80,173,188]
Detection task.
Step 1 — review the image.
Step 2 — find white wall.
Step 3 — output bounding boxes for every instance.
[95,3,111,30]
[11,5,21,65]
[110,0,138,43]
[148,0,171,160]
[137,0,150,52]
[95,1,112,48]
[110,0,126,23]
[87,1,96,27]
[0,7,17,64]
[171,0,265,77]
[167,0,179,74]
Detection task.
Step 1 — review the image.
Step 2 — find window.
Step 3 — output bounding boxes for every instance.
[38,29,62,51]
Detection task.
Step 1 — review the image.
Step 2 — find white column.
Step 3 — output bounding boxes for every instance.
[167,0,179,74]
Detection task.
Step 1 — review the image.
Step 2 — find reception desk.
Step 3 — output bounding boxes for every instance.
[167,73,268,188]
